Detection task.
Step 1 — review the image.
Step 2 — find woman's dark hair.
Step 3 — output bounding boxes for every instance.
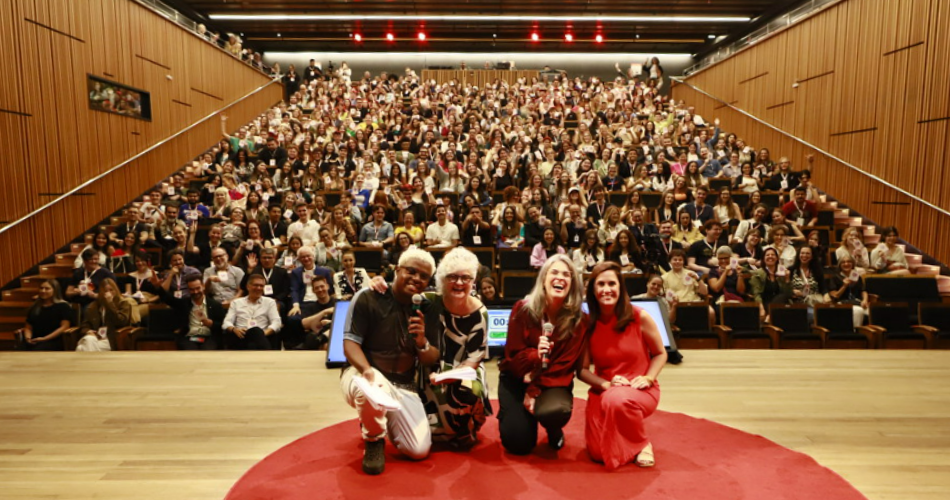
[881,226,899,238]
[585,261,636,334]
[541,227,560,250]
[607,229,641,260]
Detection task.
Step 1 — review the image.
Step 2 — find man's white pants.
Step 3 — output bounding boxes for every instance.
[340,366,431,460]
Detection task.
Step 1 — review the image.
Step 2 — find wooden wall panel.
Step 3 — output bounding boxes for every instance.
[0,0,278,285]
[678,0,950,265]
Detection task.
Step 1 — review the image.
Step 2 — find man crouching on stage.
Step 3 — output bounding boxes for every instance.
[340,247,440,475]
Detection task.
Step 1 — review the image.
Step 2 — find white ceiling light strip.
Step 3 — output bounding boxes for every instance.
[209,14,750,23]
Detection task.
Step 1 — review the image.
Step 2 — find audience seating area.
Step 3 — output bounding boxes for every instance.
[3,64,949,352]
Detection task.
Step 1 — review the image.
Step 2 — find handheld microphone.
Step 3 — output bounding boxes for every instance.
[412,294,423,313]
[541,322,554,370]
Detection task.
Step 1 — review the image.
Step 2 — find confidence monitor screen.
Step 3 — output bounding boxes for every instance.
[485,299,677,358]
[580,299,676,350]
[326,300,351,368]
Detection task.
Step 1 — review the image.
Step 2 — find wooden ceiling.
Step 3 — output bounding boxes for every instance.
[166,0,806,55]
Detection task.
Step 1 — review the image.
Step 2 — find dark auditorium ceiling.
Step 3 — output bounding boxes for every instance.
[166,0,806,56]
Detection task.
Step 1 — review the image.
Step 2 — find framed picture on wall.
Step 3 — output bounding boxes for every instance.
[86,75,152,121]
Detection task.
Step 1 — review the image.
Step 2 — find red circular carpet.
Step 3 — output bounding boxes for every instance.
[225,399,867,500]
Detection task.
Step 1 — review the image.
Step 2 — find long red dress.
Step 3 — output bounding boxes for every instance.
[585,309,661,470]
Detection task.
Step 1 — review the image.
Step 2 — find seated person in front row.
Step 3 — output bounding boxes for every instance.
[340,248,442,475]
[152,273,226,350]
[222,274,282,350]
[76,278,133,352]
[299,275,336,350]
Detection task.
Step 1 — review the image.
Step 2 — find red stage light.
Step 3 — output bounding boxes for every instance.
[531,32,540,42]
[565,33,574,42]
[386,33,395,42]
[595,34,604,43]
[354,33,362,42]
[417,32,426,41]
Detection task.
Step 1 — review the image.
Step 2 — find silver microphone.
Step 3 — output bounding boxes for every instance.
[541,322,554,370]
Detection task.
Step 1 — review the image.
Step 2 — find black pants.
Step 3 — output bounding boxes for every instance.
[282,301,320,349]
[177,335,219,350]
[497,372,574,455]
[226,327,273,350]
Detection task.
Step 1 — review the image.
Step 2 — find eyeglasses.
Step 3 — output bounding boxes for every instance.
[402,266,432,282]
[445,274,474,284]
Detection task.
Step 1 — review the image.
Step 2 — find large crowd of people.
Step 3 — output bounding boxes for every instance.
[11,59,925,472]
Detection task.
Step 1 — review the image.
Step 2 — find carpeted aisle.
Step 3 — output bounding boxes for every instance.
[225,399,868,500]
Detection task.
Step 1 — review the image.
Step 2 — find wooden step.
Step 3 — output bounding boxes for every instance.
[19,275,46,288]
[0,302,31,317]
[912,264,940,275]
[937,276,950,294]
[0,316,25,328]
[110,216,124,226]
[84,234,93,244]
[864,234,881,245]
[71,243,86,253]
[0,331,16,351]
[39,264,74,278]
[906,254,924,266]
[2,289,37,301]
[55,253,78,265]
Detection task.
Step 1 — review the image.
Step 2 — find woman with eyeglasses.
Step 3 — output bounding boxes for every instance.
[367,248,492,447]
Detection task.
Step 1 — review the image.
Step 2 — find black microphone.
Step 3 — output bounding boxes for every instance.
[541,322,554,370]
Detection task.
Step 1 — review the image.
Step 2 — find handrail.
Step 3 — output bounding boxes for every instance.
[671,77,950,218]
[131,0,272,75]
[0,79,281,235]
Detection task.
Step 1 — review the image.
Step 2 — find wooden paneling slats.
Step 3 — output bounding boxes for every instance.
[0,0,277,285]
[676,0,950,266]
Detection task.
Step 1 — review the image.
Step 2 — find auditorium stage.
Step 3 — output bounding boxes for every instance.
[1,350,948,500]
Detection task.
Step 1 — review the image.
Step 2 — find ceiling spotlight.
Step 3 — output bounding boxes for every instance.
[531,32,540,42]
[417,32,426,41]
[636,34,640,39]
[595,34,604,43]
[565,33,573,42]
[386,32,395,41]
[277,33,281,37]
[354,33,362,42]
[708,34,716,39]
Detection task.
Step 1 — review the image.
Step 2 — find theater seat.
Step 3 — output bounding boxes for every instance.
[813,303,874,349]
[867,302,932,349]
[918,303,950,349]
[672,301,721,349]
[715,302,774,349]
[765,303,820,349]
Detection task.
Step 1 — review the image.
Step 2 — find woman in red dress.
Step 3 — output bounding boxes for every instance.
[579,262,668,470]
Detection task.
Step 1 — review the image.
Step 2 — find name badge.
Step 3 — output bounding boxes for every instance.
[187,210,199,221]
[166,187,175,196]
[573,234,580,244]
[262,193,270,201]
[683,273,694,285]
[79,283,89,295]
[797,217,805,226]
[284,256,294,267]
[132,291,145,301]
[776,265,787,277]
[174,290,183,299]
[620,255,630,266]
[303,272,313,283]
[284,209,293,219]
[472,235,482,245]
[586,254,596,267]
[849,270,860,281]
[271,237,282,247]
[730,257,739,270]
[264,284,274,296]
[780,180,789,190]
[195,309,205,319]
[665,290,676,302]
[248,319,258,328]
[269,159,276,166]
[97,327,108,339]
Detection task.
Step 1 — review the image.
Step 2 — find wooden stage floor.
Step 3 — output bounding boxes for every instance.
[1,350,949,500]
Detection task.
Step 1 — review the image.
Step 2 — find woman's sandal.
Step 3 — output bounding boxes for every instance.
[635,443,655,468]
